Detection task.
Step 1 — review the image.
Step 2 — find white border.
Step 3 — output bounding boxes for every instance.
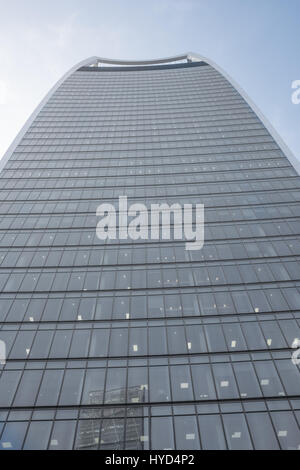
[0,52,298,175]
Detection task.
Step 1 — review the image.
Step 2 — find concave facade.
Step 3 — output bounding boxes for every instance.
[0,54,300,450]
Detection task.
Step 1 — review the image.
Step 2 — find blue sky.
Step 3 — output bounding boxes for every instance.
[0,0,299,161]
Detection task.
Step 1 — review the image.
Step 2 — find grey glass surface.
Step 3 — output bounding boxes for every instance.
[0,60,299,449]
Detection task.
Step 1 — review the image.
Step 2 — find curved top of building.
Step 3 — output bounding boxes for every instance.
[0,52,299,175]
[80,52,196,66]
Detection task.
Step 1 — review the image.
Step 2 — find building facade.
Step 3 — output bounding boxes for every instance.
[0,53,300,450]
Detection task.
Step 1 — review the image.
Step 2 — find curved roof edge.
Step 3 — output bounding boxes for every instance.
[87,54,189,66]
[0,52,299,176]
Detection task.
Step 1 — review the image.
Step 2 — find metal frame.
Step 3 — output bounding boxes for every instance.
[0,52,299,175]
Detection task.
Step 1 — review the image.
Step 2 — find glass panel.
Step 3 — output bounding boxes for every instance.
[82,369,106,405]
[186,325,207,354]
[170,365,193,401]
[276,360,300,396]
[270,411,300,450]
[13,370,42,406]
[105,368,126,404]
[233,362,262,398]
[125,417,148,450]
[0,371,22,407]
[246,413,280,450]
[212,364,239,399]
[191,364,216,400]
[59,370,85,406]
[198,414,227,450]
[69,330,90,358]
[49,420,76,450]
[127,367,148,403]
[167,326,187,354]
[109,329,128,357]
[36,370,64,406]
[205,325,227,352]
[149,327,167,355]
[222,414,253,450]
[151,417,174,450]
[49,330,72,358]
[30,330,54,359]
[89,329,109,357]
[129,328,147,356]
[0,422,27,450]
[149,366,171,402]
[174,416,200,450]
[254,361,285,397]
[23,421,52,450]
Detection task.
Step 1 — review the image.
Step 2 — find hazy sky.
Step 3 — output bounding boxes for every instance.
[0,0,299,161]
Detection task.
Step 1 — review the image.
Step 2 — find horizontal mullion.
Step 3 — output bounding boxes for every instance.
[0,253,297,271]
[7,148,283,167]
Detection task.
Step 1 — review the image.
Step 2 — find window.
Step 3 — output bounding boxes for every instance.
[151,417,174,450]
[222,414,253,450]
[246,413,279,450]
[198,414,226,450]
[174,416,200,450]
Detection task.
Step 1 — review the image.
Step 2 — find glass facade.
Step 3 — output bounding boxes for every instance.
[0,57,300,450]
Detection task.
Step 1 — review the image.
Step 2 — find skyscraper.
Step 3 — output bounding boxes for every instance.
[0,53,299,450]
